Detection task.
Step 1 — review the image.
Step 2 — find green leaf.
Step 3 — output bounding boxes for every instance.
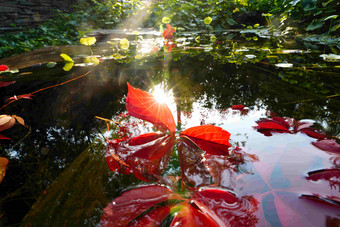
[331,24,340,32]
[323,15,338,21]
[204,17,212,25]
[210,35,217,42]
[306,20,323,31]
[227,18,238,26]
[46,62,57,68]
[60,53,74,62]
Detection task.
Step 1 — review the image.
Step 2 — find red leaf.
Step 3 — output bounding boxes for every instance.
[254,119,289,132]
[180,125,231,155]
[299,128,327,140]
[0,81,15,88]
[100,185,181,227]
[126,82,176,133]
[128,132,165,146]
[106,134,174,181]
[130,134,175,160]
[0,65,9,71]
[128,205,171,227]
[231,104,245,110]
[0,134,11,140]
[178,140,211,187]
[312,139,340,154]
[170,201,219,227]
[192,188,258,226]
[0,115,15,132]
[301,194,340,208]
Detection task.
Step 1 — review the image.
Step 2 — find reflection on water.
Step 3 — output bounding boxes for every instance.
[0,28,339,226]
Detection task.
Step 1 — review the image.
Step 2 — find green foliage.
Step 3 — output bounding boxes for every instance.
[0,0,140,59]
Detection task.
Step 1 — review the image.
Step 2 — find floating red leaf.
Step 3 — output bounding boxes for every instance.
[100,185,181,227]
[0,65,9,71]
[180,125,231,155]
[312,139,340,154]
[254,117,330,139]
[126,82,176,133]
[306,169,340,191]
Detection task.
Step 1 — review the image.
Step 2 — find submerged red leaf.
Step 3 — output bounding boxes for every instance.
[192,188,258,226]
[128,205,171,227]
[170,201,219,227]
[180,125,231,155]
[126,82,176,133]
[106,134,174,181]
[100,185,180,227]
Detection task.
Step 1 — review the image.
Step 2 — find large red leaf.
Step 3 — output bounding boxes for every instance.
[170,201,219,227]
[191,188,259,226]
[180,125,231,155]
[125,82,176,133]
[100,185,181,227]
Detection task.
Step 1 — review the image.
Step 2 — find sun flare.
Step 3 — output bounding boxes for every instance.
[152,84,173,106]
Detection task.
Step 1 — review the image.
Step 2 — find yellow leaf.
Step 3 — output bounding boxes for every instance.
[162,17,171,24]
[80,37,97,46]
[63,62,74,71]
[84,56,100,65]
[120,38,130,50]
[12,115,25,126]
[0,157,9,184]
[204,17,212,25]
[60,54,74,63]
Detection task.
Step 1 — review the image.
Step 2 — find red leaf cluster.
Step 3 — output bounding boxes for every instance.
[162,24,176,40]
[254,117,328,139]
[100,185,258,227]
[106,83,233,184]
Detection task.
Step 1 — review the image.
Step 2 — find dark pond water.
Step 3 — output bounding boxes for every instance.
[0,28,339,226]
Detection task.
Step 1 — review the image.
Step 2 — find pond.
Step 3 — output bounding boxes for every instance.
[0,27,339,226]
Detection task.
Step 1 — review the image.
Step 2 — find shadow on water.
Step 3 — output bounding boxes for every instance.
[0,28,339,226]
